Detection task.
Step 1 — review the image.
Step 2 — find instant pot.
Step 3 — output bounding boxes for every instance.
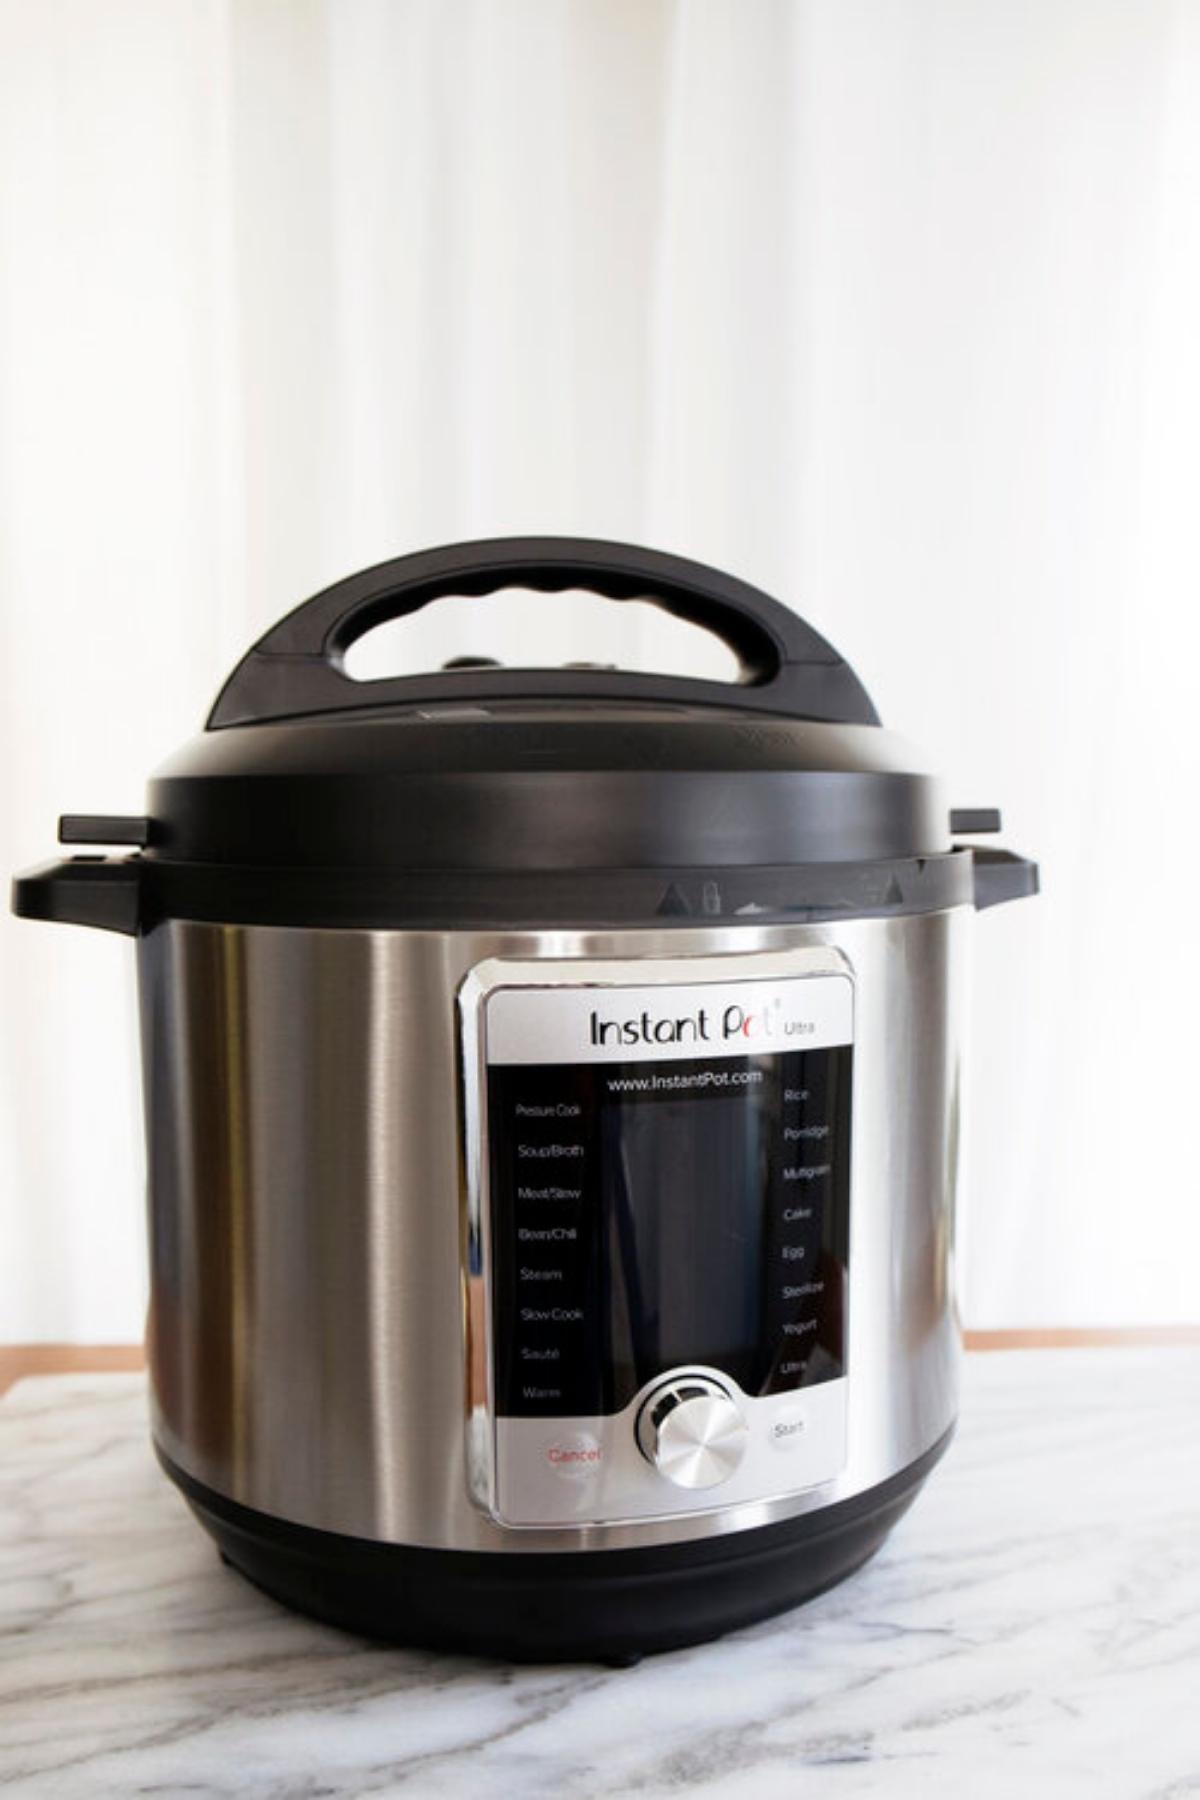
[13,538,1037,1660]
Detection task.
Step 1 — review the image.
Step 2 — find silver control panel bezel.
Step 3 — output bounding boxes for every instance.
[459,947,855,1531]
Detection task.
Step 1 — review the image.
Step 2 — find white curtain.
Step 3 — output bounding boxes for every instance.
[2,0,1198,1341]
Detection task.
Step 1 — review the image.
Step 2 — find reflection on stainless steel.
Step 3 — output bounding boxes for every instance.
[138,912,967,1554]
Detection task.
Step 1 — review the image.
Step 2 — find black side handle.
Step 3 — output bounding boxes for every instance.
[969,848,1040,910]
[59,814,150,847]
[207,536,880,729]
[12,857,142,935]
[949,807,1002,835]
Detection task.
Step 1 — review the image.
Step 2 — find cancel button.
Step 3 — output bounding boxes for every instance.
[545,1432,603,1478]
[768,1407,807,1451]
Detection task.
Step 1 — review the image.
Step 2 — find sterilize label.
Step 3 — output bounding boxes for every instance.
[485,974,852,1067]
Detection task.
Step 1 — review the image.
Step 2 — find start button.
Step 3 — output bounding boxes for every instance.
[545,1432,603,1478]
[768,1407,807,1451]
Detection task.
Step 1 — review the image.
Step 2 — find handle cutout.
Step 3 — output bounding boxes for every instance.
[342,587,741,685]
[206,538,881,729]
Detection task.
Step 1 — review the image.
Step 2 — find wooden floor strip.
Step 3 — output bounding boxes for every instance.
[3,1328,1199,1398]
[964,1325,1200,1351]
[0,1344,146,1397]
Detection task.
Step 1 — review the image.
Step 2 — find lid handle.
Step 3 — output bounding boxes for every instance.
[208,537,879,729]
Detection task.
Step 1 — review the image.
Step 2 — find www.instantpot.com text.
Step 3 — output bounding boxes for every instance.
[605,1066,764,1095]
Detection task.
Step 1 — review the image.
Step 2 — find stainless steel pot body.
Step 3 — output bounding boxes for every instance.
[137,909,968,1555]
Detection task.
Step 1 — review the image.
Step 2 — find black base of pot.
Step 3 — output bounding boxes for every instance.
[159,1432,951,1663]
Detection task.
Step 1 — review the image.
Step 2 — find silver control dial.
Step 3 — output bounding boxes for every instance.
[636,1377,749,1490]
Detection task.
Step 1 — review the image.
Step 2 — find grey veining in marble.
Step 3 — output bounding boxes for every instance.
[2,1349,1198,1798]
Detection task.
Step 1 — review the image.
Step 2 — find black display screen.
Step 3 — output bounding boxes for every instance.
[602,1090,767,1387]
[487,1046,852,1418]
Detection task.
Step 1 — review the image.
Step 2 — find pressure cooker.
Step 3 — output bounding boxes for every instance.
[13,538,1037,1660]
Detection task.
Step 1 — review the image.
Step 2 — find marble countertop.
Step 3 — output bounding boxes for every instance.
[2,1348,1198,1798]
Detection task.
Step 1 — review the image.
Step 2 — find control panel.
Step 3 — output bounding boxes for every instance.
[466,962,854,1527]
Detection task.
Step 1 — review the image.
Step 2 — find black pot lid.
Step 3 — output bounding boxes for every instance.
[17,540,1043,936]
[141,537,945,874]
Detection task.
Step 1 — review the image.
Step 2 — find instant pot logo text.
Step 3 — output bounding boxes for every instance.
[588,995,815,1048]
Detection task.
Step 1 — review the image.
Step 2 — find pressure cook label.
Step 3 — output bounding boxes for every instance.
[484,974,853,1067]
